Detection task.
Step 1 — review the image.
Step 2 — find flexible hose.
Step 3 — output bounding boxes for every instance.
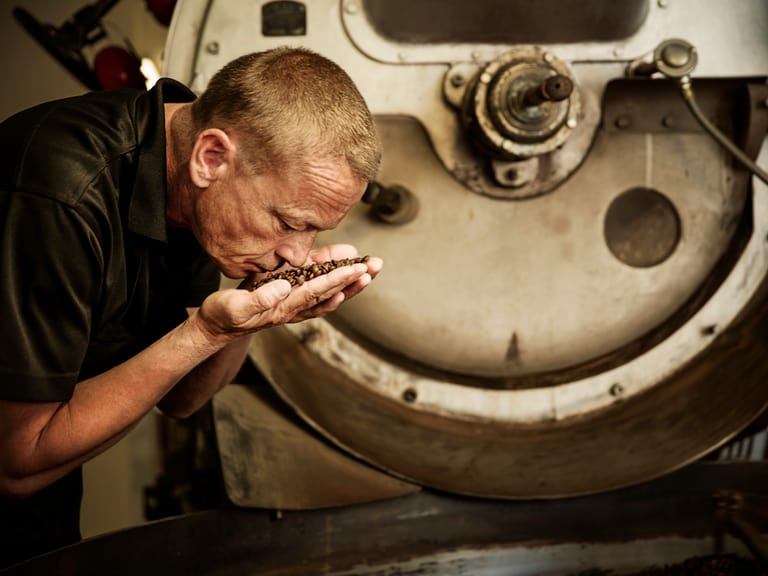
[678,76,768,186]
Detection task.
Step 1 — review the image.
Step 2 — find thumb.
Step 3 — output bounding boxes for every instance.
[252,279,291,309]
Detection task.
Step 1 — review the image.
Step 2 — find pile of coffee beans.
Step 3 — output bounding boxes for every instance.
[250,256,370,291]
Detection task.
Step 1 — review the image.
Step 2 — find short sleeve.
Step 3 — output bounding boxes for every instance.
[0,190,102,401]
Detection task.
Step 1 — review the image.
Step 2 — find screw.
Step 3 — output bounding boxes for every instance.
[615,115,631,129]
[402,388,418,403]
[205,41,219,55]
[610,383,624,397]
[344,0,358,14]
[450,74,465,88]
[662,114,675,128]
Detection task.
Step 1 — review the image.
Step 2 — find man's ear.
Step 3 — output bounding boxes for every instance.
[189,128,236,188]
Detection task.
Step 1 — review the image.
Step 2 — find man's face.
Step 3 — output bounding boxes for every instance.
[190,159,366,279]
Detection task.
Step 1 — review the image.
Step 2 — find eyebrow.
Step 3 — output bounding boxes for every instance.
[274,209,343,232]
[276,209,324,232]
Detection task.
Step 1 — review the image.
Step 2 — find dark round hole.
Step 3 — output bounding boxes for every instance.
[604,187,681,268]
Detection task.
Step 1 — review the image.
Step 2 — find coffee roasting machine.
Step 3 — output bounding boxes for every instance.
[5,0,768,574]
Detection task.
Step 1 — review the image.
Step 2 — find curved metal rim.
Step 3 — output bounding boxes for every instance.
[251,302,768,498]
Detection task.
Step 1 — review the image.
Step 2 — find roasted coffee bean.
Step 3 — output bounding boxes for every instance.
[250,256,370,291]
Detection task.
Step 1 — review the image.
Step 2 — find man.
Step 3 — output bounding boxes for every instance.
[0,46,382,567]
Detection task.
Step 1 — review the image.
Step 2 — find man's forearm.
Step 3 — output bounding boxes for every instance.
[157,333,251,418]
[0,312,233,498]
[0,260,369,498]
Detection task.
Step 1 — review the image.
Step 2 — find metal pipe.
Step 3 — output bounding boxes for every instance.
[678,76,768,186]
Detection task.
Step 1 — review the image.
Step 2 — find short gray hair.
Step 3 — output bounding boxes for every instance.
[190,46,381,182]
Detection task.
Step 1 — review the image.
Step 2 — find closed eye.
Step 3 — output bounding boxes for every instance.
[273,210,317,234]
[279,218,297,232]
[273,212,298,233]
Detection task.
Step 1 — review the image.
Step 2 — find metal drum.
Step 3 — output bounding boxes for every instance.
[163,0,768,500]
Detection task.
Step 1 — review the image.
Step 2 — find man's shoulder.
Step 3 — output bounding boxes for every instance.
[0,89,145,206]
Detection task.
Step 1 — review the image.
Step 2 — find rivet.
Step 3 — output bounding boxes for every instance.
[344,0,358,14]
[566,118,578,129]
[701,325,717,336]
[205,41,220,55]
[610,383,624,397]
[402,388,418,403]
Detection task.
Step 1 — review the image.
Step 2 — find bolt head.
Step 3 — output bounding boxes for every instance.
[662,43,691,68]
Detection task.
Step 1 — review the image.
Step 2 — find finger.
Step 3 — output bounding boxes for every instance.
[307,243,357,264]
[306,292,346,318]
[341,273,372,301]
[252,278,291,309]
[296,291,346,321]
[288,264,364,310]
[363,256,383,279]
[237,271,259,290]
[341,257,380,300]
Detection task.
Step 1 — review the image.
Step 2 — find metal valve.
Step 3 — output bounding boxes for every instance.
[362,181,419,225]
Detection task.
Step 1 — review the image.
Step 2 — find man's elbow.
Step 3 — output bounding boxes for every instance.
[0,471,42,500]
[0,454,53,499]
[155,399,199,420]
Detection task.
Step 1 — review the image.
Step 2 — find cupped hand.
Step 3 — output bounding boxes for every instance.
[197,245,382,339]
[303,244,383,304]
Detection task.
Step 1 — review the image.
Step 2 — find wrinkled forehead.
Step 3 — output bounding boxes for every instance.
[279,161,366,229]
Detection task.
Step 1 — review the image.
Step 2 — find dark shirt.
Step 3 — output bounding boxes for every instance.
[0,79,220,568]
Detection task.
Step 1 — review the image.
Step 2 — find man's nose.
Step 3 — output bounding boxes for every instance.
[276,230,318,267]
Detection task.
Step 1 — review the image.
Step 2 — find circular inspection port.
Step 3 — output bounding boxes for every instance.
[604,187,681,268]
